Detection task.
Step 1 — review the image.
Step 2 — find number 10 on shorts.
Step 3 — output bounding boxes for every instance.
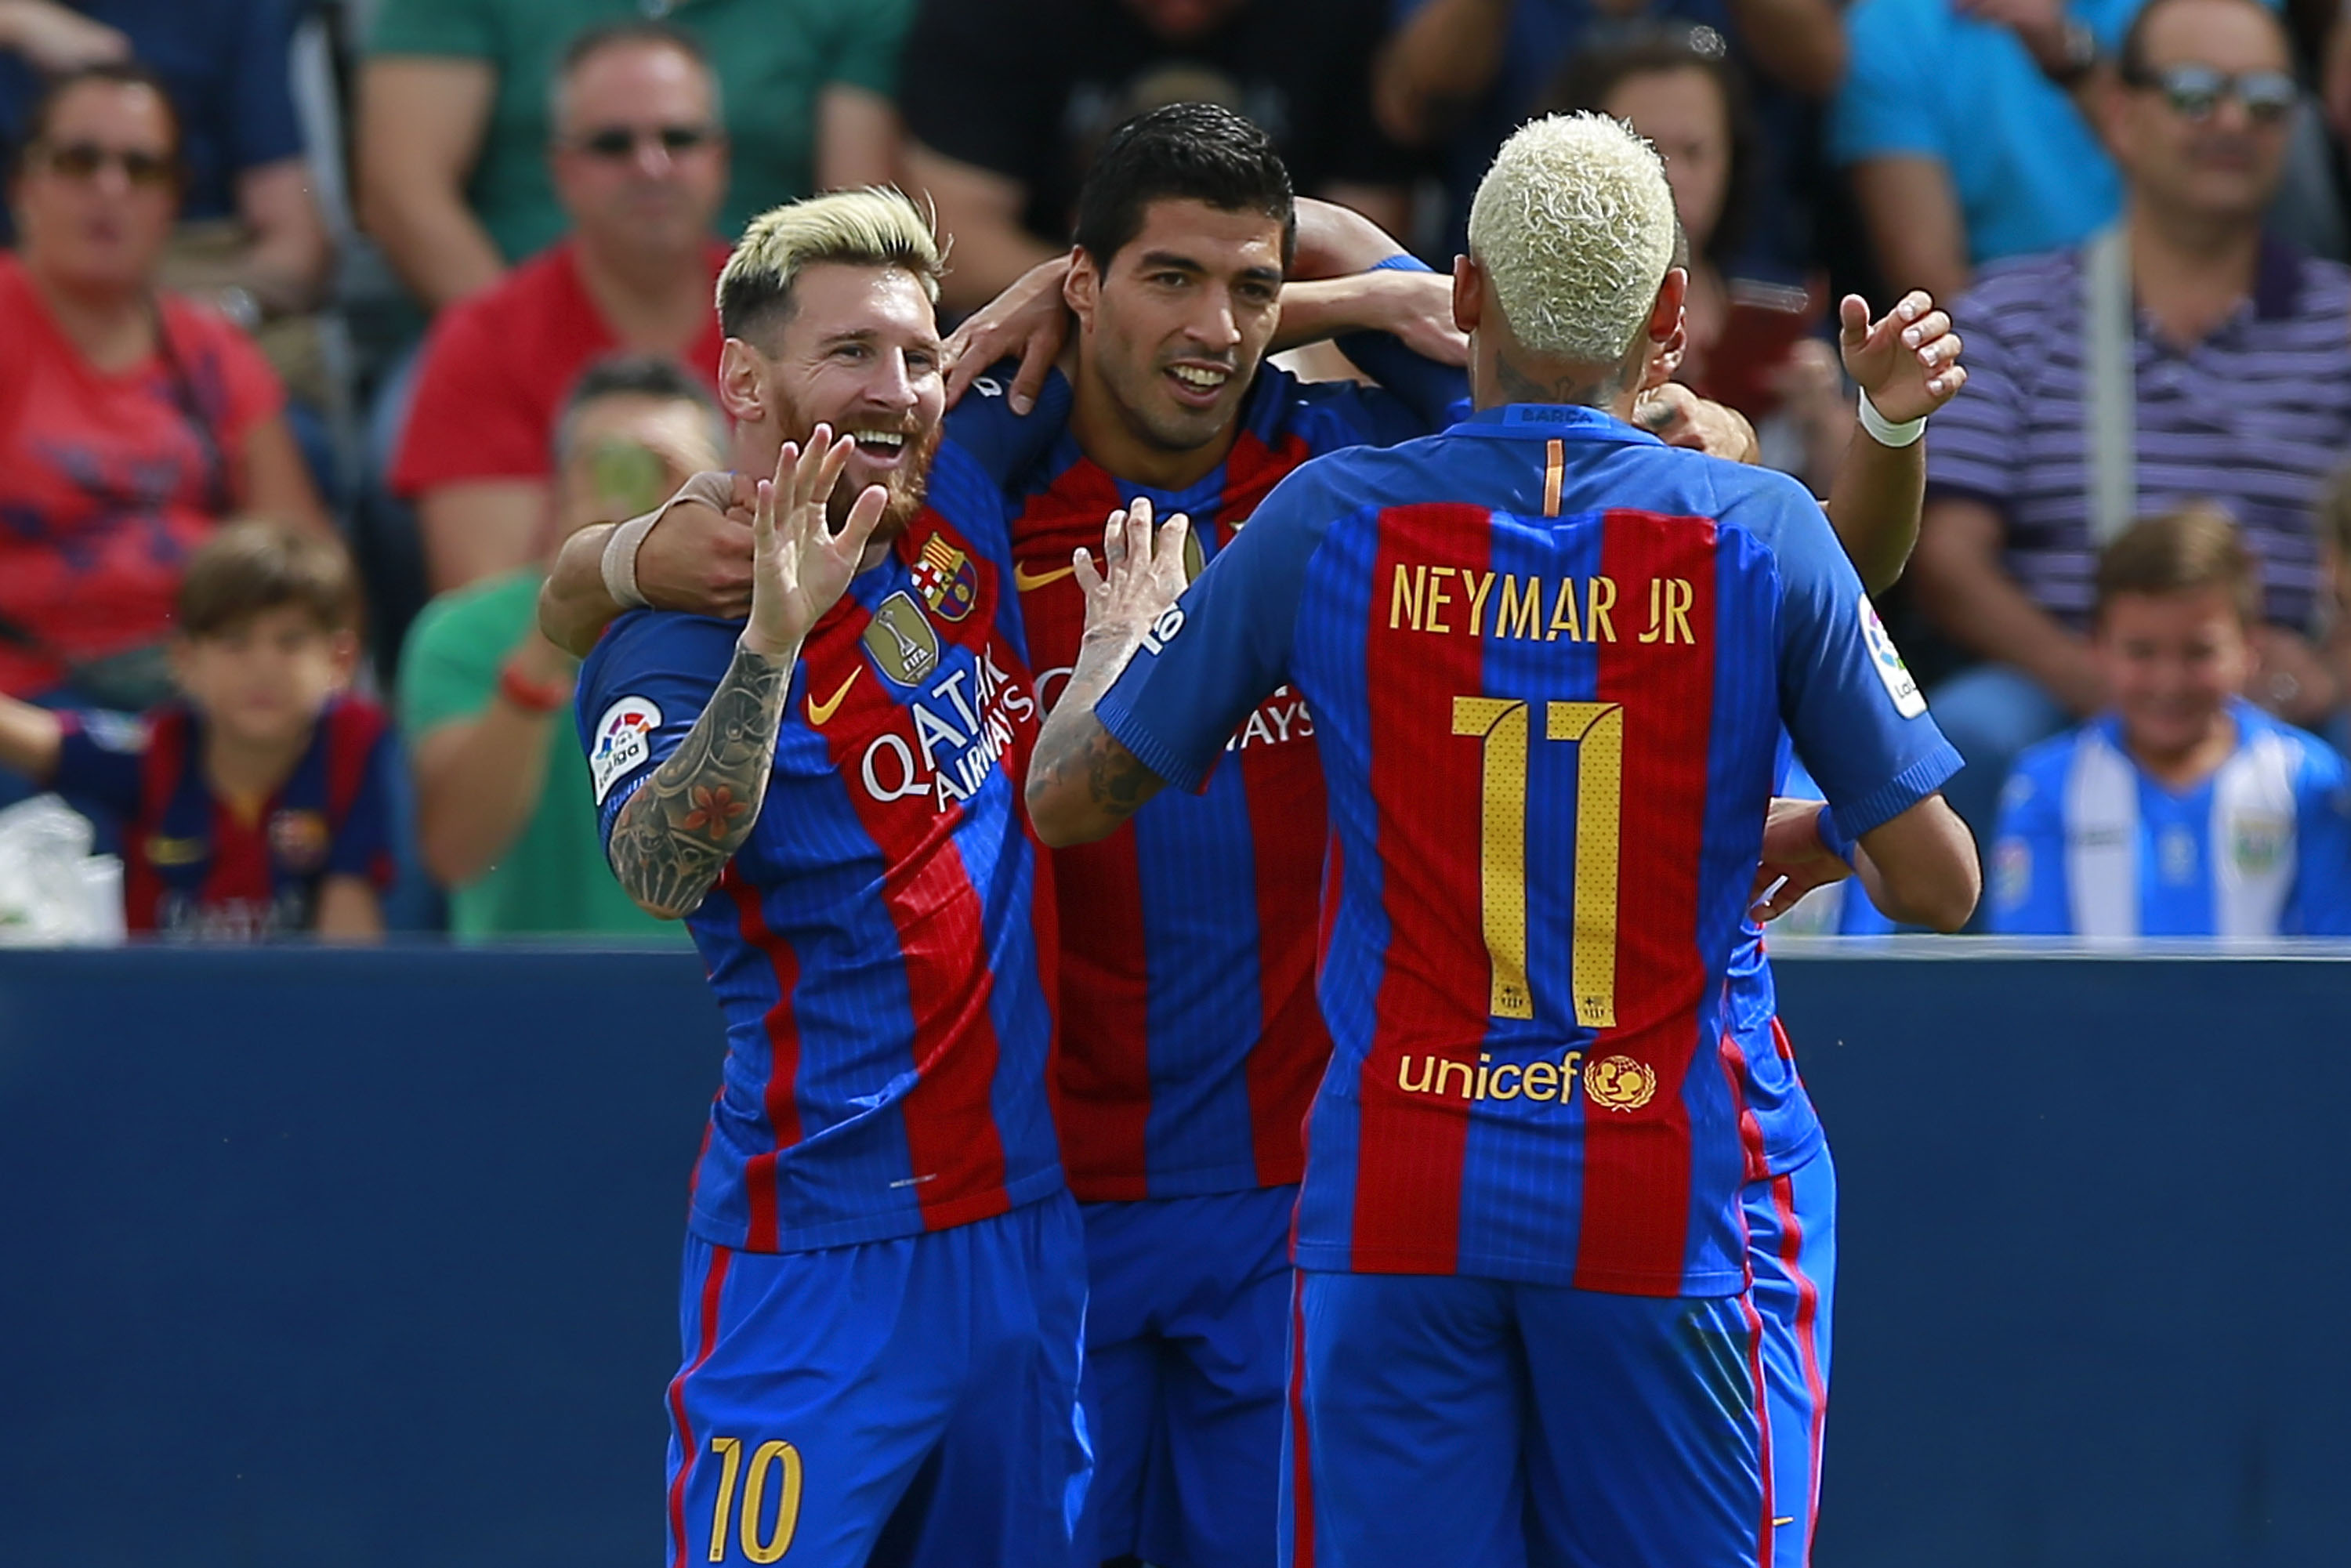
[1451,697,1623,1027]
[707,1436,802,1563]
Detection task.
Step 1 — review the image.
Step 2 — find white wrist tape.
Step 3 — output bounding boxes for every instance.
[600,509,661,610]
[1857,389,1926,448]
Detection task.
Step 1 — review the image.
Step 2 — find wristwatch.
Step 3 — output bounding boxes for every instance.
[2042,18,2099,88]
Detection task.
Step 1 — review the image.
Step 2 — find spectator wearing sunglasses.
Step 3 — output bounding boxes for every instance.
[389,22,732,593]
[0,0,334,405]
[0,63,326,718]
[1911,0,2351,874]
[359,0,905,315]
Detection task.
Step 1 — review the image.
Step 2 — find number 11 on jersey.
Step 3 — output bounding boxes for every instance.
[1451,697,1624,1027]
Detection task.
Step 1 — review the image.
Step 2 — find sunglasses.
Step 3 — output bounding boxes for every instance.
[35,140,176,187]
[568,124,719,160]
[2122,63,2298,124]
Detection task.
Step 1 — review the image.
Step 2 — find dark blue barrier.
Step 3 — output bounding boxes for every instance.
[2,947,2346,1565]
[1777,947,2351,1568]
[0,947,720,1568]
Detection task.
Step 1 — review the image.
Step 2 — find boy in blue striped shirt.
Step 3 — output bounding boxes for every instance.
[1992,505,2351,938]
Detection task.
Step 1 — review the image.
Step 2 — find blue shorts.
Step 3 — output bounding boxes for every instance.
[1283,1271,1765,1568]
[1281,1152,1838,1568]
[1748,1148,1836,1568]
[1076,1185,1294,1568]
[662,1192,1089,1568]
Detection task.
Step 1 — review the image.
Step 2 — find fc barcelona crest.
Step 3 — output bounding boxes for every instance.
[268,809,330,873]
[863,592,941,686]
[911,534,980,621]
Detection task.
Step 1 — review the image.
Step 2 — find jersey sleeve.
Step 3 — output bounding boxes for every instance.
[326,725,399,889]
[1987,749,2070,934]
[1755,473,1964,839]
[1093,467,1330,793]
[48,712,147,823]
[574,612,744,848]
[944,365,1073,491]
[2289,741,2351,936]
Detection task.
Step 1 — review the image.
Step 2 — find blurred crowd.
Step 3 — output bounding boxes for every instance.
[4,0,2351,942]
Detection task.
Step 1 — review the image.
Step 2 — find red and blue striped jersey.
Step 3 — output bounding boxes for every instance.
[999,361,1436,1200]
[50,694,394,937]
[1096,404,1960,1296]
[574,440,1062,1255]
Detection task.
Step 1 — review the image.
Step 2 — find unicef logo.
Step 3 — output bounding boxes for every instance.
[1582,1054,1657,1113]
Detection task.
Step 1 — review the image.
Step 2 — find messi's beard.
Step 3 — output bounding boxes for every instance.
[777,399,944,548]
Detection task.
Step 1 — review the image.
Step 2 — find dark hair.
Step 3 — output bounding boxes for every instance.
[1070,102,1296,270]
[11,62,183,178]
[176,519,361,639]
[1539,24,1755,273]
[2116,0,2287,81]
[552,353,722,458]
[2095,504,2261,624]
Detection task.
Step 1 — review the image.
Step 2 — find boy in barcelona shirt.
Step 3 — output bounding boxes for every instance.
[1994,505,2351,939]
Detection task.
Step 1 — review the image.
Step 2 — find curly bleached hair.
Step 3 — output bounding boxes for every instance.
[716,187,944,342]
[1466,113,1676,365]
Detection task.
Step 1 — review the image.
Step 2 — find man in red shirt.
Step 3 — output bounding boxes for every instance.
[390,20,731,592]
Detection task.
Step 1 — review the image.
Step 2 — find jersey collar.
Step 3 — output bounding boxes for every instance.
[1452,401,1663,447]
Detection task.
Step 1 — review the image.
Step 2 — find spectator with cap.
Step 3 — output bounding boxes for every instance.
[400,354,720,940]
[358,0,905,314]
[0,63,325,717]
[897,0,1418,314]
[1911,0,2351,853]
[388,22,730,594]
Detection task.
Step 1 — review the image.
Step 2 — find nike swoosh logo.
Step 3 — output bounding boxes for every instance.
[1012,560,1078,592]
[805,668,860,726]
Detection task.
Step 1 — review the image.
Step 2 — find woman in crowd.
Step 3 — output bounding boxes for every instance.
[1546,25,1854,492]
[0,62,324,714]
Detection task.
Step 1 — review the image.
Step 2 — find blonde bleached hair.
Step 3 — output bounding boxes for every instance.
[1466,112,1676,365]
[716,187,944,342]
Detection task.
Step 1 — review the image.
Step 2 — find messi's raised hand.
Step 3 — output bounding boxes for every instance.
[741,425,889,660]
[1073,494,1192,668]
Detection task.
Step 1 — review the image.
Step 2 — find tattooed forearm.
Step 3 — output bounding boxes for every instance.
[1033,711,1164,824]
[608,639,795,917]
[1027,632,1169,844]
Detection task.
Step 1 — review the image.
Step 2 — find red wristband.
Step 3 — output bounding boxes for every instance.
[498,661,571,715]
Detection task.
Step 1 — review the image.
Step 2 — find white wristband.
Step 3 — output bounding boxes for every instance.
[600,509,661,610]
[1857,389,1926,448]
